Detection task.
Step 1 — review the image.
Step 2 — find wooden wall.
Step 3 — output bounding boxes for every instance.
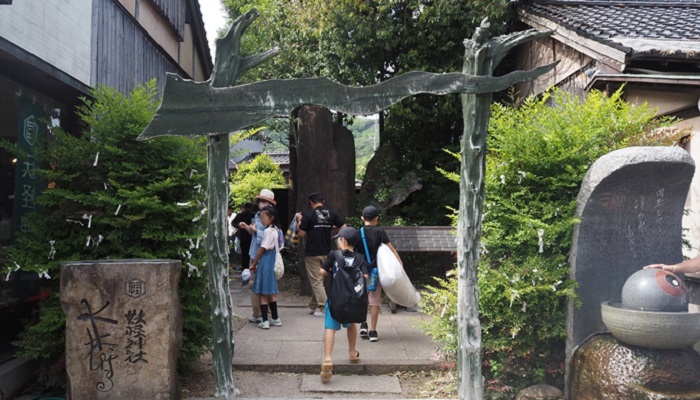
[92,0,186,94]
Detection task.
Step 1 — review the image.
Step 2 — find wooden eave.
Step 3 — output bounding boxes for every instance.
[518,8,628,72]
[586,73,700,92]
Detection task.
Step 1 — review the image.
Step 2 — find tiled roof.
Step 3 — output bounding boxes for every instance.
[382,226,457,253]
[266,152,290,165]
[522,1,700,58]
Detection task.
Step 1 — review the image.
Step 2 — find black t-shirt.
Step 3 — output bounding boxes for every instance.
[300,206,345,256]
[356,226,390,264]
[232,210,255,245]
[321,249,369,297]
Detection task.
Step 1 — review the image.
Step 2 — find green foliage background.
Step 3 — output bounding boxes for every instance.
[229,153,285,209]
[421,87,680,398]
[222,0,511,225]
[0,82,211,387]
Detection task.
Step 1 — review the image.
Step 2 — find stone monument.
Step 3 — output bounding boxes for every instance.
[61,259,181,399]
[566,146,695,363]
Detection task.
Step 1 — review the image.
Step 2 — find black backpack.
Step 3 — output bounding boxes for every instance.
[328,250,368,324]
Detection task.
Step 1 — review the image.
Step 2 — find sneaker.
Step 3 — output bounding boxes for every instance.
[269,318,282,327]
[369,330,379,342]
[248,316,262,323]
[308,306,317,314]
[359,322,369,338]
[258,320,270,330]
[313,308,325,318]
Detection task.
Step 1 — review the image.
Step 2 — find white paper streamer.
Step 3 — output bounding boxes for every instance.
[189,169,197,178]
[115,204,122,216]
[195,238,201,249]
[103,182,109,190]
[39,270,50,279]
[48,240,56,259]
[85,235,92,247]
[93,152,100,167]
[177,202,191,206]
[500,174,506,184]
[188,239,195,249]
[537,229,544,253]
[95,235,104,246]
[66,219,84,226]
[194,184,202,193]
[187,262,200,277]
[82,214,92,228]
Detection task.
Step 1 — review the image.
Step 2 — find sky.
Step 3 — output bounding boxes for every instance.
[199,0,229,61]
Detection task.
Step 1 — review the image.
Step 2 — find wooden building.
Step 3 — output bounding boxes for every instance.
[513,0,700,256]
[0,1,213,396]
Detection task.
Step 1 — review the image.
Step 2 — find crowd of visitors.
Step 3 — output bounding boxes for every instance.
[229,189,404,383]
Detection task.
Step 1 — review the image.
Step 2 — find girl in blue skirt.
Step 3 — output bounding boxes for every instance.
[250,205,282,329]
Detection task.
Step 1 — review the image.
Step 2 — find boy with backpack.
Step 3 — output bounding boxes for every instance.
[318,226,369,383]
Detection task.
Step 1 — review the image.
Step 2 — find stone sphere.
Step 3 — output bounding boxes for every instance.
[621,268,688,311]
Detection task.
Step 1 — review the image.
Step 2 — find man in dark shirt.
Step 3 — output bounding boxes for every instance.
[296,192,346,317]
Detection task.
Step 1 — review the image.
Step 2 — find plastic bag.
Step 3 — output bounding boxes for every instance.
[285,218,299,248]
[241,268,251,287]
[376,244,421,308]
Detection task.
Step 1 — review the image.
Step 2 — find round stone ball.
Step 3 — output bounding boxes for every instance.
[621,268,688,312]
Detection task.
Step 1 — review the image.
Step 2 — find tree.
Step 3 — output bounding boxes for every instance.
[0,81,210,387]
[423,86,679,398]
[230,153,286,208]
[222,0,512,223]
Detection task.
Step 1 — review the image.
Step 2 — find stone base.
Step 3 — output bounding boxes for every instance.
[568,334,700,399]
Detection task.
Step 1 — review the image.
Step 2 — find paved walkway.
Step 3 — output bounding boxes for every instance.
[218,272,443,399]
[230,282,439,375]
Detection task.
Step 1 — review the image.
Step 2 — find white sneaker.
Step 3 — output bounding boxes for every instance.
[269,318,282,327]
[313,308,324,318]
[308,307,317,314]
[248,316,262,323]
[258,320,270,330]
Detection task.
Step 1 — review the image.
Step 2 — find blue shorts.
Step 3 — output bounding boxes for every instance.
[324,300,351,331]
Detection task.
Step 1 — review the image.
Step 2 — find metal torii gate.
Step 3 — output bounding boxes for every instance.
[138,9,553,399]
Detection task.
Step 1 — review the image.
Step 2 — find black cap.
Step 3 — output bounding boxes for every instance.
[308,192,324,203]
[362,206,380,220]
[332,226,359,247]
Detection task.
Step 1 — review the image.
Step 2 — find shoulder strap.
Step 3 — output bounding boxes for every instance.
[360,227,372,264]
[332,250,343,273]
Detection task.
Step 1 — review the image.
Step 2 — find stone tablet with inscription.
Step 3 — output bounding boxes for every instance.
[61,259,182,399]
[565,147,695,363]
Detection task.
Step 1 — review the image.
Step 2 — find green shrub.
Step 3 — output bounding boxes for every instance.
[0,81,210,388]
[229,153,285,209]
[421,87,679,398]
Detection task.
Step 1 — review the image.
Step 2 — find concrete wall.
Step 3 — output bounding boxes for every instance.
[0,0,92,85]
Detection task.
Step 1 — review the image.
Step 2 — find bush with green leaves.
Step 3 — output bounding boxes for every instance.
[0,81,211,388]
[229,153,285,208]
[421,87,680,398]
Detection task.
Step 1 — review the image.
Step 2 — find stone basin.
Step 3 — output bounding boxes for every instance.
[601,301,700,349]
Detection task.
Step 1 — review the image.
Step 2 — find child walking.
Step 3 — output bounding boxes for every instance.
[357,206,403,342]
[318,227,369,383]
[250,205,282,329]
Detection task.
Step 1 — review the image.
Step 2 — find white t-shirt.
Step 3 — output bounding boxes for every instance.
[227,213,236,236]
[260,226,278,250]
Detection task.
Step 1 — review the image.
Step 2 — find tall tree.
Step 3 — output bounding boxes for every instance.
[222,0,512,223]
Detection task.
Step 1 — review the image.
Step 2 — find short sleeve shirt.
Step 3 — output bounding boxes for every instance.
[322,249,369,297]
[300,206,345,256]
[356,226,390,264]
[260,226,278,251]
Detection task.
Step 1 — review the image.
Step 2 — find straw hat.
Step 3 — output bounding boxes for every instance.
[253,189,276,205]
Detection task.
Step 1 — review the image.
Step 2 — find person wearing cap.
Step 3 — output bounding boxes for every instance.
[295,192,346,317]
[238,189,277,323]
[318,226,368,382]
[356,205,402,342]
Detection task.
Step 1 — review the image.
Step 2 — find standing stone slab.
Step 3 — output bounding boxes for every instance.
[566,147,695,364]
[61,259,182,399]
